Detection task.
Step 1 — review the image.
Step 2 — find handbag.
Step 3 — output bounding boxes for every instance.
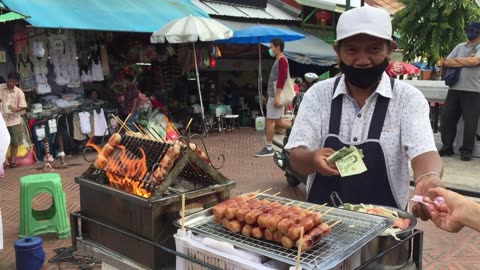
[274,59,295,106]
[444,67,461,87]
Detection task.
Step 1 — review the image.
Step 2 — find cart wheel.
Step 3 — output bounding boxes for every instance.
[286,174,301,187]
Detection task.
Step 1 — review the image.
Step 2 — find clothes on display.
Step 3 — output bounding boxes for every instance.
[78,111,91,134]
[93,108,108,136]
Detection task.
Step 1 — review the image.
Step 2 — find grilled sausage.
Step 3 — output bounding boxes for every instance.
[242,224,253,237]
[264,228,274,241]
[93,153,107,169]
[225,205,239,220]
[273,231,284,243]
[245,209,263,225]
[108,133,121,146]
[278,218,295,235]
[257,214,272,228]
[212,203,227,219]
[266,215,283,232]
[235,207,251,222]
[281,235,296,249]
[102,143,115,157]
[251,227,264,239]
[228,220,244,233]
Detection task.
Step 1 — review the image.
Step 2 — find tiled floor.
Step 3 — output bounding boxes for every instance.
[0,129,479,269]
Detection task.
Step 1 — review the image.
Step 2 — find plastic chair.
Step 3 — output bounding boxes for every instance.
[19,173,70,239]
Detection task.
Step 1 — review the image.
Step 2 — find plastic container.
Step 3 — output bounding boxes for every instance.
[255,116,266,131]
[14,237,45,270]
[174,229,274,270]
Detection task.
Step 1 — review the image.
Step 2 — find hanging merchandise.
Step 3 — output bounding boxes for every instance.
[89,42,104,82]
[93,109,108,137]
[35,125,46,141]
[48,31,81,88]
[31,40,45,58]
[78,111,91,134]
[99,41,110,76]
[18,55,34,91]
[48,119,57,134]
[13,23,28,55]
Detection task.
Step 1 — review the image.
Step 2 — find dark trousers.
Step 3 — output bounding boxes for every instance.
[440,90,480,154]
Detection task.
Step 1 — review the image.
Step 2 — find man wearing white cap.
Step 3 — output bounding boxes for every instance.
[285,5,443,219]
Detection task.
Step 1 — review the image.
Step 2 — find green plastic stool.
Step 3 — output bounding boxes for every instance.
[19,173,71,239]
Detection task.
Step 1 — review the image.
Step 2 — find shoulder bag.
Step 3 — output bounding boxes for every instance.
[444,67,461,87]
[274,58,295,106]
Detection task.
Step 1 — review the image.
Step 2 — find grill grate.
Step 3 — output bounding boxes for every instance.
[180,195,393,270]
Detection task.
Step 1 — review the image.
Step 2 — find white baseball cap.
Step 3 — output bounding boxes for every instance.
[336,5,392,42]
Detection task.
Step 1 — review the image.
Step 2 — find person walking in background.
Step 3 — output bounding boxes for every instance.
[255,38,292,157]
[0,72,27,168]
[439,21,480,161]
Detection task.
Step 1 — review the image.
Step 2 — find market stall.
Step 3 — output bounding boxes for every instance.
[69,122,423,269]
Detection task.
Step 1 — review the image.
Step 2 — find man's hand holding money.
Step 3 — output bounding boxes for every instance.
[314,148,340,176]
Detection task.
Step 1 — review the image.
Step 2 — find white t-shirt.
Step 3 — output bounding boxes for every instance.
[285,73,437,208]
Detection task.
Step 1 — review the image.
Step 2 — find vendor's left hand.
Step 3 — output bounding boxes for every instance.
[413,176,442,221]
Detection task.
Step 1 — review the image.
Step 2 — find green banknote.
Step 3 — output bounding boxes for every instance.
[326,146,357,164]
[335,150,367,177]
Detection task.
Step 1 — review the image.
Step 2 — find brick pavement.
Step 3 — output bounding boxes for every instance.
[0,129,478,269]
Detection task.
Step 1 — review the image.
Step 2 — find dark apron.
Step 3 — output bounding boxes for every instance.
[307,77,399,208]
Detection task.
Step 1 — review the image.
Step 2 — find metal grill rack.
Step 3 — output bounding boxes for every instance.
[178,194,393,270]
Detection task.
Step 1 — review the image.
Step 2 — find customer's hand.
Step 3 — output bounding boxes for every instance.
[424,187,467,233]
[412,176,442,221]
[313,148,340,176]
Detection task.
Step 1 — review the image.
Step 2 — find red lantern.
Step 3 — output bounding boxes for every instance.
[315,10,332,27]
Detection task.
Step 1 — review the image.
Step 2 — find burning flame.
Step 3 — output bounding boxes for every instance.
[87,139,152,198]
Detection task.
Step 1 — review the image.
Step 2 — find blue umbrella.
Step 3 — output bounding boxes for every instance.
[217,25,305,115]
[217,25,305,44]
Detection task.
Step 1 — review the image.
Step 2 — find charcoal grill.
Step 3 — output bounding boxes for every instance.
[75,133,235,269]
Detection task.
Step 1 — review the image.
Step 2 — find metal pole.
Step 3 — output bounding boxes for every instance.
[346,0,351,10]
[361,0,365,6]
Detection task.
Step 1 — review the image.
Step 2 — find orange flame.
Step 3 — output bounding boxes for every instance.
[88,139,152,198]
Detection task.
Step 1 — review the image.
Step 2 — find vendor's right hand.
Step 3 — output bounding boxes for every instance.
[314,148,340,176]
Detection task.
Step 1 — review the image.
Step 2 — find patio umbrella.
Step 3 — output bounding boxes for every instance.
[386,62,420,77]
[151,15,233,133]
[216,25,305,115]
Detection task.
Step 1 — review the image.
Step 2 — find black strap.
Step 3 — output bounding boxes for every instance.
[328,77,343,135]
[368,78,395,139]
[329,77,395,138]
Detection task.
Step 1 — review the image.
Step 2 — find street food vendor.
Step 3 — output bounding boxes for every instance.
[285,5,443,220]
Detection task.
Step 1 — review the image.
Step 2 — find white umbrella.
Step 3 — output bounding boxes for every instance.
[151,15,233,133]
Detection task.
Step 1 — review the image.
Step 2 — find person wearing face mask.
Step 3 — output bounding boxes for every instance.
[285,6,443,219]
[255,38,292,157]
[439,22,480,162]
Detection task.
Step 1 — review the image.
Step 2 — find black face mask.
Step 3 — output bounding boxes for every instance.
[340,58,389,88]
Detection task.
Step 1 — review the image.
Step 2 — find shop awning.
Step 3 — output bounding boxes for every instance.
[216,19,337,66]
[0,2,29,23]
[0,0,209,32]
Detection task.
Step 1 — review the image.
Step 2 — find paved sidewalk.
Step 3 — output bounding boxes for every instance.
[0,129,478,269]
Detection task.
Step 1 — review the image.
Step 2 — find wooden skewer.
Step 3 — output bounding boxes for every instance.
[132,123,145,136]
[296,227,304,270]
[284,201,295,206]
[113,115,131,133]
[319,207,334,217]
[247,188,272,200]
[181,194,186,230]
[307,203,327,211]
[271,192,281,197]
[171,122,181,136]
[183,118,193,135]
[330,219,343,229]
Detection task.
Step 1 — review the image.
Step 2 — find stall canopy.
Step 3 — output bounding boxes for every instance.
[0,2,29,23]
[0,0,209,32]
[216,19,336,66]
[295,0,362,13]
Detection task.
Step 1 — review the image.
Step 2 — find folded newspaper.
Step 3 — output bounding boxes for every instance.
[327,146,367,177]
